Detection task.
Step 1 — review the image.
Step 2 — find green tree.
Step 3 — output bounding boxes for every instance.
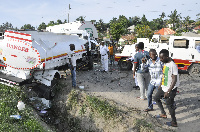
[47,21,55,27]
[21,24,35,30]
[183,16,192,32]
[159,12,166,28]
[37,22,47,30]
[118,15,130,34]
[168,9,182,30]
[135,24,153,39]
[109,17,117,24]
[131,16,141,26]
[95,19,106,33]
[195,13,200,26]
[141,14,149,25]
[56,19,62,25]
[63,19,67,23]
[0,22,15,32]
[76,16,85,21]
[110,22,124,44]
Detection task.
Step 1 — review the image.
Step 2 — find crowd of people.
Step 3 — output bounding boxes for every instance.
[98,41,179,127]
[69,41,179,127]
[133,42,179,127]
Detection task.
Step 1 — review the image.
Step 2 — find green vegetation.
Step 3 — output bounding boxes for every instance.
[133,118,154,132]
[67,90,155,131]
[21,24,35,30]
[0,84,49,132]
[86,95,117,120]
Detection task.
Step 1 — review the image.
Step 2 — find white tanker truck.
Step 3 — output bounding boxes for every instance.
[0,30,95,99]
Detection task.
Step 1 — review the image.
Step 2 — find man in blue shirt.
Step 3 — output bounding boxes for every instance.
[133,42,150,100]
[142,49,163,111]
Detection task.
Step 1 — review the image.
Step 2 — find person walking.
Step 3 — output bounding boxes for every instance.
[133,42,150,100]
[154,49,179,127]
[68,44,77,88]
[100,41,109,72]
[142,49,163,112]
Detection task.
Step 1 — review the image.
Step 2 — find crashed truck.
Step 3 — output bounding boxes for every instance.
[0,29,96,99]
[115,35,200,75]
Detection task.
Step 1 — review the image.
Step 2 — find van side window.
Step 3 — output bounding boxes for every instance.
[173,39,189,48]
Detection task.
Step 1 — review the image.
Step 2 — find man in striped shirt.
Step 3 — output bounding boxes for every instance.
[142,49,163,112]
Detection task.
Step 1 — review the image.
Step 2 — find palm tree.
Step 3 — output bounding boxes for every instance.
[183,16,191,32]
[168,9,182,30]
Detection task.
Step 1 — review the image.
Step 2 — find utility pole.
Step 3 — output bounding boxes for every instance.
[68,4,71,23]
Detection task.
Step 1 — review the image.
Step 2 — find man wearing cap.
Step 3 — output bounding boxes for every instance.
[100,41,109,72]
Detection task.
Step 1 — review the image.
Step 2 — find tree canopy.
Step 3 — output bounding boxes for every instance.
[21,24,35,30]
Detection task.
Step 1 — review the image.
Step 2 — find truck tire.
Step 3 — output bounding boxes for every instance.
[119,58,132,71]
[88,56,93,70]
[188,64,200,76]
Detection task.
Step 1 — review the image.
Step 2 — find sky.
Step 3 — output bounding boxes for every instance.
[0,0,199,28]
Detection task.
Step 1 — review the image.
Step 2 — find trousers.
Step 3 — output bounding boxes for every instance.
[69,65,76,87]
[154,87,177,122]
[136,72,150,99]
[101,54,108,71]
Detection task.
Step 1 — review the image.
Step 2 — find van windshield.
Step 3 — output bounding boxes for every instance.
[195,40,200,53]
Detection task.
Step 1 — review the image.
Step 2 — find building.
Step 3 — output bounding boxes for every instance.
[154,28,176,35]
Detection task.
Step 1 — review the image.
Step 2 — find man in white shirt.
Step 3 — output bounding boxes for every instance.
[68,44,76,88]
[154,49,179,127]
[100,41,109,72]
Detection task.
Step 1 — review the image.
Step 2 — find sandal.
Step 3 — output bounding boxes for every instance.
[137,97,145,101]
[166,121,178,127]
[155,114,167,118]
[144,108,153,112]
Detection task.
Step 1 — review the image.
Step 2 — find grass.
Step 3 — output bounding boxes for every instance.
[133,118,153,132]
[67,90,156,131]
[86,95,117,120]
[0,84,50,132]
[67,89,117,120]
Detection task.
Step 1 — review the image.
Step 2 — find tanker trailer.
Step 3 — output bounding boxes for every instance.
[0,30,91,99]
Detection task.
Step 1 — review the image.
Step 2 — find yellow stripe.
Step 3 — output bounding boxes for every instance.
[161,66,166,85]
[175,63,190,65]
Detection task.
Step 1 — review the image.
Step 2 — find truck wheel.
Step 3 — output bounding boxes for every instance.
[188,64,200,76]
[119,59,132,71]
[88,56,93,70]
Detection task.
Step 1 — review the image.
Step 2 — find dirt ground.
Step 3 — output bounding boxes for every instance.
[54,61,200,132]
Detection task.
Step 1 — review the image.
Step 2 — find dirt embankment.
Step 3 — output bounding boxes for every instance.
[47,62,200,132]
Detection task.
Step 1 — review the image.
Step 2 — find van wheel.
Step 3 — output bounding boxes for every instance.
[119,59,132,71]
[189,64,200,76]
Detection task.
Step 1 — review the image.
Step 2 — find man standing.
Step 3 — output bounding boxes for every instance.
[68,44,76,88]
[154,49,179,127]
[131,44,139,89]
[108,43,114,65]
[133,42,150,100]
[100,41,109,72]
[142,49,163,112]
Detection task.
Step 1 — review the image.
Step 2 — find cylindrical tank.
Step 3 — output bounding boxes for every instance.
[0,31,87,70]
